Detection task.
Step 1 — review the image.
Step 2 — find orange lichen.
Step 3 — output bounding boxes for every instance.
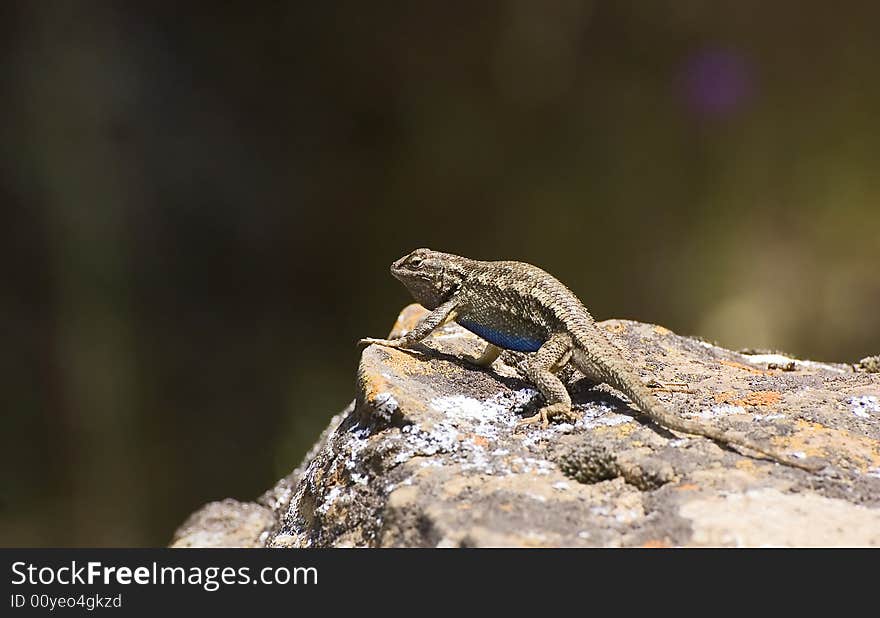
[713,390,782,407]
[388,303,427,337]
[734,459,757,472]
[718,360,772,375]
[465,434,490,448]
[358,364,392,407]
[777,419,880,469]
[642,539,672,548]
[594,423,637,438]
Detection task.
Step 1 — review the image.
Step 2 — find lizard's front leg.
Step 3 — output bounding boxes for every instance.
[517,333,577,428]
[359,298,458,350]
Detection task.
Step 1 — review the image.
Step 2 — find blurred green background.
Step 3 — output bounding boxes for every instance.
[1,2,878,546]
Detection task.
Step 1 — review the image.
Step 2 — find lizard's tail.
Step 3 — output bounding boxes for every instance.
[571,336,821,472]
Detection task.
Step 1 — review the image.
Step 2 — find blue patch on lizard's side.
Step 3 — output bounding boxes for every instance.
[457,318,544,353]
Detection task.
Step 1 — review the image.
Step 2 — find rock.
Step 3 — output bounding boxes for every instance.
[172,304,880,547]
[854,355,880,373]
[170,499,274,548]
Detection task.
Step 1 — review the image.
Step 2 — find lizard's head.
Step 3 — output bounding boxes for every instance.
[390,248,469,310]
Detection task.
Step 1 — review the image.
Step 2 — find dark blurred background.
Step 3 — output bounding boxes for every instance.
[2,2,878,546]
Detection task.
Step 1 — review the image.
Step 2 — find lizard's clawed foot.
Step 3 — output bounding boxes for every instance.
[517,403,579,428]
[358,337,402,348]
[646,379,694,394]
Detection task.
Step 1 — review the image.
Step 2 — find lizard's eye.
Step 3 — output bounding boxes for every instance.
[408,255,423,267]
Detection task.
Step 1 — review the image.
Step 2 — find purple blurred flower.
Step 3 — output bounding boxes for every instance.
[681,49,754,119]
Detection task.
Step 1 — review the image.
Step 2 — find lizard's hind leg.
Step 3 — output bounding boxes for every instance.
[517,333,578,427]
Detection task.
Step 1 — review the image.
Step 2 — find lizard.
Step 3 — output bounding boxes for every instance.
[360,248,822,472]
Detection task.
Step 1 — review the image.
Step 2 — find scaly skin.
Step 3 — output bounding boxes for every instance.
[360,248,822,472]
